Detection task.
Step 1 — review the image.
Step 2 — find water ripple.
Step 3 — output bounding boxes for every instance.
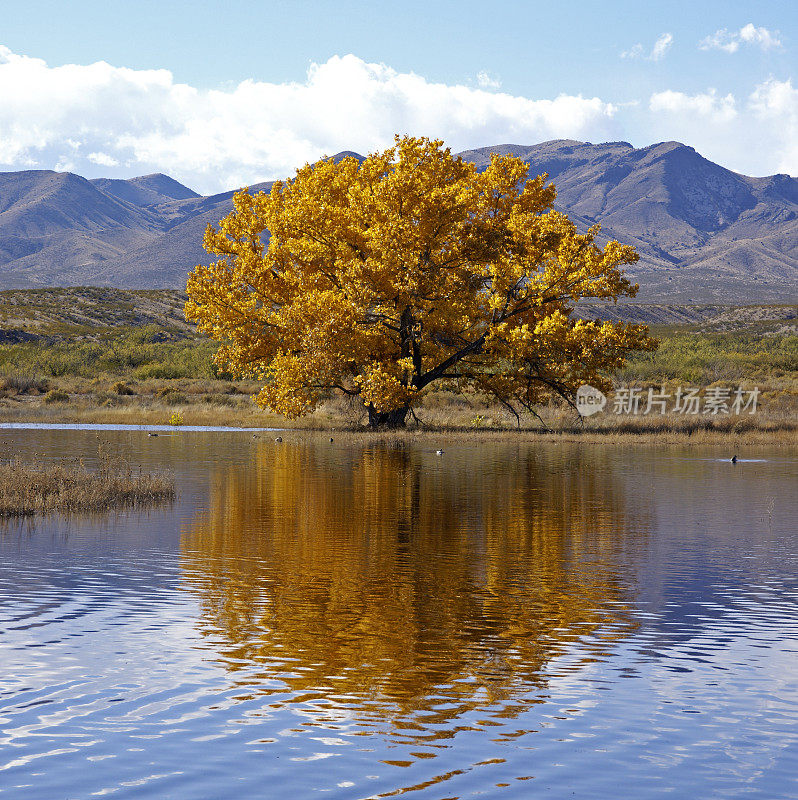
[0,436,796,799]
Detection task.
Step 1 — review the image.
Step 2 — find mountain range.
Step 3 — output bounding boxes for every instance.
[0,140,796,303]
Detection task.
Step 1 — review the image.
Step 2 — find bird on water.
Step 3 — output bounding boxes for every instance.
[436,449,443,455]
[731,455,738,463]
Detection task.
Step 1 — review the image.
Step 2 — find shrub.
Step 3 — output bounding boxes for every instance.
[111,381,135,395]
[0,371,49,394]
[0,328,219,381]
[129,323,168,344]
[93,392,120,406]
[134,363,192,380]
[43,389,69,404]
[202,393,235,406]
[159,390,187,406]
[620,329,798,384]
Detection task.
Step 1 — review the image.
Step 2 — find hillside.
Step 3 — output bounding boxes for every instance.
[1,287,793,336]
[461,140,798,303]
[90,173,200,207]
[0,287,192,335]
[0,141,796,302]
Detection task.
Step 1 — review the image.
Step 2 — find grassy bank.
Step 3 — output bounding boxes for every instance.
[0,289,794,436]
[0,450,175,517]
[256,421,798,447]
[0,387,794,445]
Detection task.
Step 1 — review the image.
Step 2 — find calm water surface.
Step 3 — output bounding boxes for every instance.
[0,430,796,799]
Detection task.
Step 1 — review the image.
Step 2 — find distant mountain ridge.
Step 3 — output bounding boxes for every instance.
[0,140,796,303]
[90,173,200,207]
[460,140,797,303]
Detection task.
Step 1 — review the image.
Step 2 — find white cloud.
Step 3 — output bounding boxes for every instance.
[649,88,737,121]
[54,158,76,173]
[650,33,674,61]
[648,80,798,175]
[621,33,673,61]
[476,71,501,90]
[748,78,798,174]
[87,151,119,167]
[1,43,794,190]
[0,46,618,193]
[700,24,782,53]
[621,43,644,60]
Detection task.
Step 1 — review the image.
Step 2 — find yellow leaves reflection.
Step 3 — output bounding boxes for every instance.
[181,441,644,726]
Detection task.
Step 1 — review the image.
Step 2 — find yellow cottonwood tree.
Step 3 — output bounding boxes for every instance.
[186,136,656,427]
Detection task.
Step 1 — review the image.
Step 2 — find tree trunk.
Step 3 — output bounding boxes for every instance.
[367,404,409,428]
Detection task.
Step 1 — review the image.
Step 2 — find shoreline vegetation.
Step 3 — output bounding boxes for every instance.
[0,289,794,443]
[0,402,794,445]
[0,449,175,517]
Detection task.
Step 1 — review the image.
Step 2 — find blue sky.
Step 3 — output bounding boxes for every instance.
[1,0,795,192]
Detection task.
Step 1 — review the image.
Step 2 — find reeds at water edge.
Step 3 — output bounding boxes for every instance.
[0,449,174,517]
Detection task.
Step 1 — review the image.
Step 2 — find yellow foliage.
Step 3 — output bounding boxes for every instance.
[186,135,657,426]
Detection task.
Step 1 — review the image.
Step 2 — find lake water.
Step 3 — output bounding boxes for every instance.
[1,429,796,799]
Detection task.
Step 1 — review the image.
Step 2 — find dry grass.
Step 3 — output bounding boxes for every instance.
[0,373,795,444]
[0,371,49,394]
[0,391,795,443]
[274,420,797,448]
[0,449,175,517]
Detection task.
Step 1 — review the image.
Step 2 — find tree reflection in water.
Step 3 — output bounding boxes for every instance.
[180,441,645,739]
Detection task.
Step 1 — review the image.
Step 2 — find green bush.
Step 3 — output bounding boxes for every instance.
[134,363,191,380]
[619,330,797,384]
[0,327,219,381]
